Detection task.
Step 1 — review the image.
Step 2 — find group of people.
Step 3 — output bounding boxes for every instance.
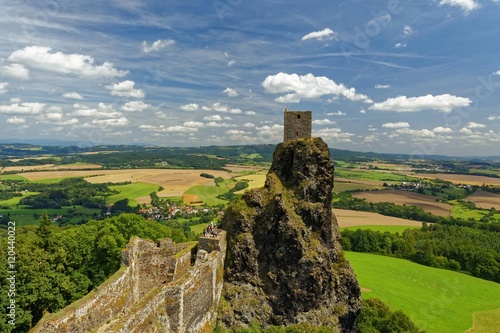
[203,222,218,238]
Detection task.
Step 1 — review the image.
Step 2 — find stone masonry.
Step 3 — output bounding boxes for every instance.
[30,231,227,333]
[283,109,312,142]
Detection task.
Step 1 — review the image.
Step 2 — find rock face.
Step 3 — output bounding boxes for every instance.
[219,138,361,332]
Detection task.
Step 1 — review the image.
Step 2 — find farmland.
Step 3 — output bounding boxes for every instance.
[333,208,423,228]
[346,251,500,333]
[18,169,233,197]
[352,189,453,217]
[413,173,500,186]
[465,189,500,210]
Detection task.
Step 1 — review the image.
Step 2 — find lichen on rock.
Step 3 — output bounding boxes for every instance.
[219,137,361,332]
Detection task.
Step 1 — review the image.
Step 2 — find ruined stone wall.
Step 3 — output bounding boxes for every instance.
[284,110,312,142]
[30,232,226,333]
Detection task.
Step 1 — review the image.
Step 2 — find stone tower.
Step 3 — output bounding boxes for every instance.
[283,109,312,142]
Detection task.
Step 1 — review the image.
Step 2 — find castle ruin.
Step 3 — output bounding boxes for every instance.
[283,109,312,142]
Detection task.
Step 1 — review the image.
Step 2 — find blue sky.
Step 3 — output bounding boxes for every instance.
[1,0,500,156]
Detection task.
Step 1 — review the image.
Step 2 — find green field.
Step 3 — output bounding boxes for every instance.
[340,225,420,234]
[449,200,489,220]
[335,169,417,182]
[184,178,238,206]
[107,182,160,206]
[0,192,39,208]
[0,174,28,181]
[190,222,209,234]
[0,206,101,226]
[333,181,384,193]
[30,177,67,184]
[345,252,500,333]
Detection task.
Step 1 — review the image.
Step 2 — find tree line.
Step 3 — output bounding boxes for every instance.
[340,223,500,283]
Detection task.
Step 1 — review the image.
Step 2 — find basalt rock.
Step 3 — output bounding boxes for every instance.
[219,137,361,332]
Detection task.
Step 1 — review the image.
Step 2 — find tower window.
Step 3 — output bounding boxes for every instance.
[297,114,301,119]
[296,131,299,136]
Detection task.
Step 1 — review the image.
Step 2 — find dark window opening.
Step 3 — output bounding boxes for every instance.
[295,131,299,136]
[297,114,301,119]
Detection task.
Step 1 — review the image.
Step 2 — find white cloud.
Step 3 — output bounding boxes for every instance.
[106,80,144,98]
[465,122,486,128]
[121,100,151,112]
[183,121,204,128]
[142,39,175,53]
[140,124,198,133]
[227,60,237,67]
[313,127,354,142]
[0,82,8,94]
[394,42,407,49]
[8,46,128,78]
[1,63,30,80]
[433,126,453,133]
[72,103,122,118]
[403,25,415,36]
[245,111,256,115]
[313,119,336,125]
[256,124,284,140]
[10,98,21,103]
[6,116,26,124]
[62,92,83,100]
[204,115,222,121]
[227,130,250,135]
[223,88,239,97]
[374,84,391,89]
[0,102,45,115]
[370,94,471,113]
[206,121,232,127]
[487,115,500,120]
[89,117,129,127]
[438,0,480,14]
[202,102,242,114]
[180,103,199,111]
[301,28,336,41]
[243,122,255,128]
[494,70,500,76]
[382,122,410,128]
[262,72,371,104]
[396,128,436,138]
[326,111,346,116]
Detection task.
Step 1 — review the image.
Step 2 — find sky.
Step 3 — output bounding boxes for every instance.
[1,0,500,156]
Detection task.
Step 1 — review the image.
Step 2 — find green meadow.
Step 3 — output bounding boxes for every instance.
[345,252,500,333]
[0,174,28,181]
[333,181,384,193]
[0,207,101,226]
[335,169,417,182]
[107,182,160,206]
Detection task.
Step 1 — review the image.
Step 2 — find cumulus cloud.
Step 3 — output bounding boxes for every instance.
[433,126,453,133]
[301,28,336,41]
[227,60,237,67]
[139,124,198,133]
[382,122,410,128]
[0,102,45,115]
[72,103,122,118]
[204,115,222,121]
[6,116,26,124]
[180,103,199,111]
[313,127,354,142]
[142,39,175,53]
[223,88,239,97]
[403,25,415,36]
[374,84,391,89]
[369,94,471,113]
[121,100,151,112]
[0,82,8,94]
[106,80,144,98]
[62,92,83,100]
[202,102,242,114]
[183,121,204,128]
[1,63,30,80]
[487,115,500,120]
[394,42,407,49]
[8,46,128,78]
[88,117,129,127]
[494,70,500,76]
[465,122,486,128]
[262,72,371,104]
[396,128,436,138]
[313,119,336,125]
[438,0,480,14]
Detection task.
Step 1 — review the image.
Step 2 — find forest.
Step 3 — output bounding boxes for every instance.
[0,213,194,333]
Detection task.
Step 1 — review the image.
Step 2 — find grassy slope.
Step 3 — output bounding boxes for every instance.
[346,252,500,333]
[107,182,159,206]
[184,185,228,206]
